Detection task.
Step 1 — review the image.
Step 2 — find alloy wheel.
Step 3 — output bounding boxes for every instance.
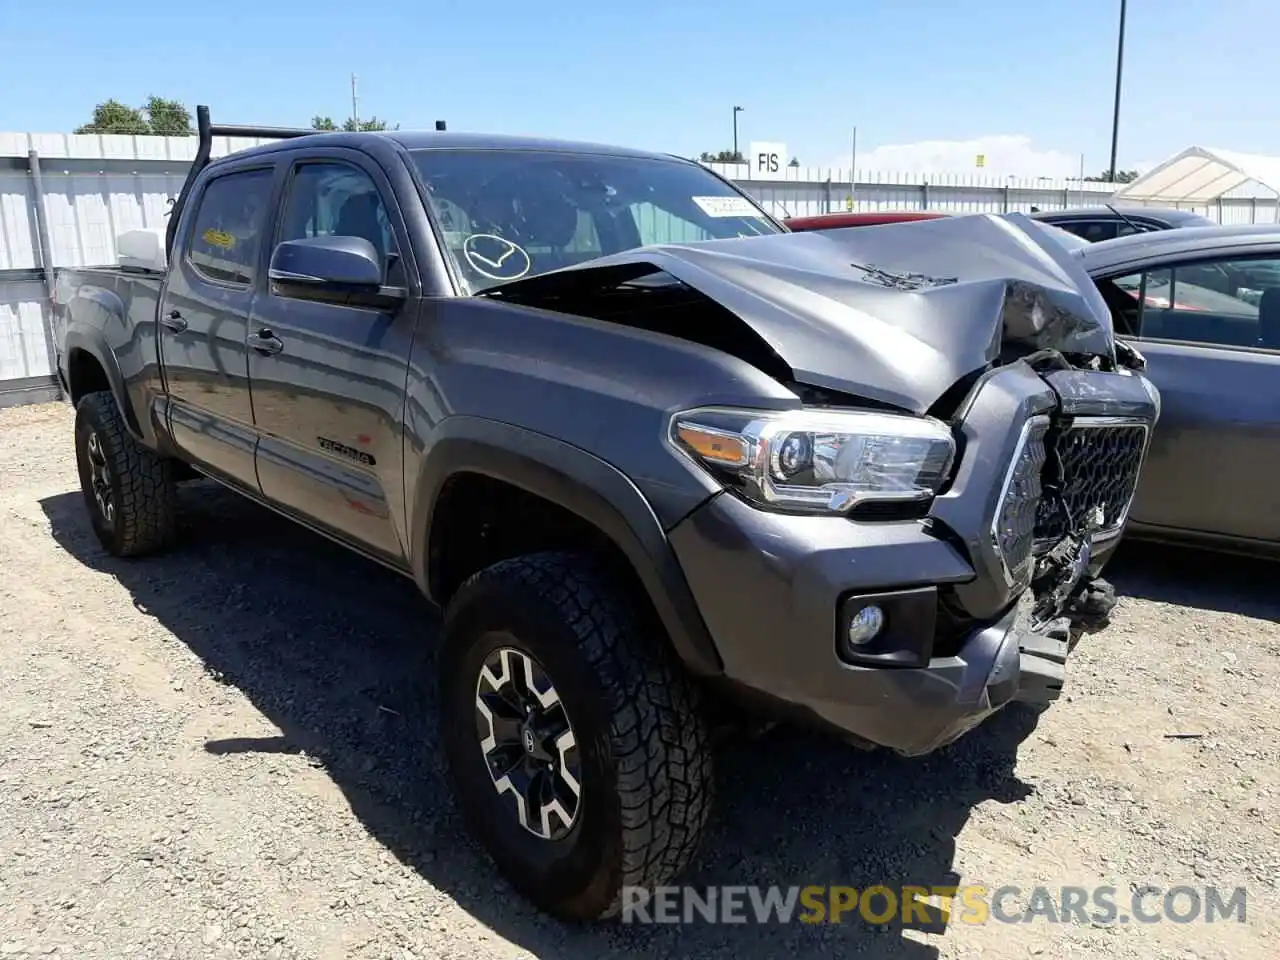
[85,429,115,526]
[474,645,582,841]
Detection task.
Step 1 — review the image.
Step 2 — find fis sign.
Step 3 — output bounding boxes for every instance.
[749,141,788,180]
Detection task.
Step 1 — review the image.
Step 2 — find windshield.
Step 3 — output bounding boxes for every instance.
[410,148,780,292]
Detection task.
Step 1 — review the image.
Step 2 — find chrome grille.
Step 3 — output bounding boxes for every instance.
[992,416,1050,588]
[1035,419,1148,544]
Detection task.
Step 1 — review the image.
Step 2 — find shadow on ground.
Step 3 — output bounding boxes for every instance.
[1106,539,1280,622]
[44,481,1048,958]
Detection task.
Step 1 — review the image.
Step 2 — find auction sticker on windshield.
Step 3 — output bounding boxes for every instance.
[692,196,766,218]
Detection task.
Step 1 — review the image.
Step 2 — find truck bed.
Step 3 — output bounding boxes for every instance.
[51,266,165,413]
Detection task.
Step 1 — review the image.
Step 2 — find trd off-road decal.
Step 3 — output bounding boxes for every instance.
[318,437,376,466]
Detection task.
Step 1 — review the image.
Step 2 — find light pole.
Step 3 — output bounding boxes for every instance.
[732,105,744,161]
[1107,0,1127,182]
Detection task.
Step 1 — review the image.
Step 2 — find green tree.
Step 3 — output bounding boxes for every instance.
[1084,169,1139,183]
[143,96,193,135]
[311,115,398,132]
[698,150,744,163]
[75,99,150,135]
[74,96,193,135]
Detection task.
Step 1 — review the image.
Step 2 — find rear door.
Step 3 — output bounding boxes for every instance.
[158,162,277,489]
[1101,253,1280,542]
[246,148,418,565]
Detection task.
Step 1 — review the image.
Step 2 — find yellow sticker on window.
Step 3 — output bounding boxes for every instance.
[202,228,235,250]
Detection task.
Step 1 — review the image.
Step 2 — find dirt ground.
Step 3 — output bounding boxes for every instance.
[1,400,1278,959]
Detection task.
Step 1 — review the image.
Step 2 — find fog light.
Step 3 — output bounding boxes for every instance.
[845,605,886,648]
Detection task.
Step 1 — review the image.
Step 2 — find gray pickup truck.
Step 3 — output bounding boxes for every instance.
[52,106,1158,921]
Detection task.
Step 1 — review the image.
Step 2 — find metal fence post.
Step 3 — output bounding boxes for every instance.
[1002,185,1010,213]
[27,149,63,398]
[920,182,929,210]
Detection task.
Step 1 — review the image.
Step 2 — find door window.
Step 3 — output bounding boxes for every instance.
[1105,256,1280,349]
[278,162,404,285]
[186,168,275,286]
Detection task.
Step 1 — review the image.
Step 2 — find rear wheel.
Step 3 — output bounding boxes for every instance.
[439,551,713,921]
[74,391,177,557]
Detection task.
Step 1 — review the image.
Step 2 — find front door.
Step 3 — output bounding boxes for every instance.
[157,164,276,490]
[247,152,417,565]
[1106,255,1280,543]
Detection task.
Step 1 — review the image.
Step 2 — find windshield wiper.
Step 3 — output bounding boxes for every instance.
[850,262,957,290]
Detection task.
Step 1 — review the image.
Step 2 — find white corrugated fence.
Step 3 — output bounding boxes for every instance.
[3,131,1278,404]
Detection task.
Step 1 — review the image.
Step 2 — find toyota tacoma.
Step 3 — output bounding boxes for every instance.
[51,106,1159,921]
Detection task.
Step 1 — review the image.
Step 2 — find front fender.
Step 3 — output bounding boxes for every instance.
[409,415,724,677]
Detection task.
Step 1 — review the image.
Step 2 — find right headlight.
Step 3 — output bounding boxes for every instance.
[669,406,957,515]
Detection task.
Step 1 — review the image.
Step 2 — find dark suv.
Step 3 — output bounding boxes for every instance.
[52,107,1158,921]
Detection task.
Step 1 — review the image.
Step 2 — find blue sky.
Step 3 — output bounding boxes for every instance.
[4,0,1278,176]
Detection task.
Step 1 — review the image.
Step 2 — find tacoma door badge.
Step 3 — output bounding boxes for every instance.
[318,437,376,466]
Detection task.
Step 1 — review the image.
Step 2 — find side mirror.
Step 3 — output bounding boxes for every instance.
[269,235,385,293]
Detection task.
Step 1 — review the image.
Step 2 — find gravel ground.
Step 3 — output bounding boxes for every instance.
[2,400,1278,960]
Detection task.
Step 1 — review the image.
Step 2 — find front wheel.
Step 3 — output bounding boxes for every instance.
[438,552,713,921]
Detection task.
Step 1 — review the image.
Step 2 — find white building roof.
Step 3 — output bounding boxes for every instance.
[1113,146,1280,203]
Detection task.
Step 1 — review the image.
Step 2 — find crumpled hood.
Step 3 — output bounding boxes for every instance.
[487,213,1116,415]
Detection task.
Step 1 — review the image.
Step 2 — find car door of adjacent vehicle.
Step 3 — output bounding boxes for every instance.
[247,150,418,565]
[1102,254,1280,543]
[158,164,277,490]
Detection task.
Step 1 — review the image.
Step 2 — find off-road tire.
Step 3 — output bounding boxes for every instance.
[74,390,177,557]
[438,551,713,921]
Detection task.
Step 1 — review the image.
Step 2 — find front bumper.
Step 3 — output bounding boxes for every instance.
[668,493,1082,755]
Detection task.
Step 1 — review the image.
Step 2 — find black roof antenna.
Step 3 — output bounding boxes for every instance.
[1104,202,1144,234]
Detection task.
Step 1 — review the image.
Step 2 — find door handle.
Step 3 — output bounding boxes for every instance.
[159,309,188,333]
[248,329,284,356]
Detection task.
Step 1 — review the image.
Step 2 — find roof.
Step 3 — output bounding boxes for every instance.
[1030,206,1214,226]
[1075,223,1280,274]
[1112,146,1280,204]
[220,129,683,164]
[386,131,678,160]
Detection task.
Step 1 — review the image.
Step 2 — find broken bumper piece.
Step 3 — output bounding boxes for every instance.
[831,598,1078,757]
[782,594,1080,758]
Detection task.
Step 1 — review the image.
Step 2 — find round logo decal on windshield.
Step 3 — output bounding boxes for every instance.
[462,234,532,282]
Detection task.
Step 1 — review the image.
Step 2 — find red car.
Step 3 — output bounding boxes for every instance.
[785,210,949,231]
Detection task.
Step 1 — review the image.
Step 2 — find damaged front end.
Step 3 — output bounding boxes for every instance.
[484,213,1159,707]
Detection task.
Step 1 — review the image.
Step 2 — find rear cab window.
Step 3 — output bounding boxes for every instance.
[1061,220,1119,243]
